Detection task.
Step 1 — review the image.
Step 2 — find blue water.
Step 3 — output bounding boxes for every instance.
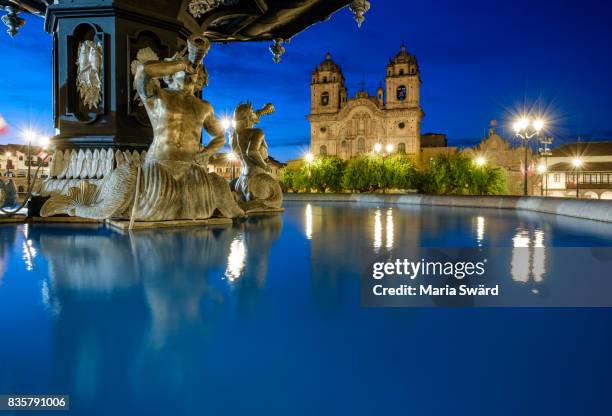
[1,202,612,415]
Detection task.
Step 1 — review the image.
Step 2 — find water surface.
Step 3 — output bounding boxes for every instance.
[1,202,612,415]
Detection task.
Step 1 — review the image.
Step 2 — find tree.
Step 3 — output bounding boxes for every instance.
[384,155,418,190]
[342,155,377,192]
[309,156,346,193]
[417,153,508,195]
[279,165,309,192]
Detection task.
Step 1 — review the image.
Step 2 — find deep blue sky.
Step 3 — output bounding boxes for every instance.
[1,0,612,161]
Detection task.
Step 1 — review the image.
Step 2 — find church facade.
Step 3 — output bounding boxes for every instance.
[308,46,424,160]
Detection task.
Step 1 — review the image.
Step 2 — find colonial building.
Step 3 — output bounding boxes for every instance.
[462,123,536,195]
[543,142,612,199]
[0,144,51,196]
[308,46,424,160]
[207,153,284,181]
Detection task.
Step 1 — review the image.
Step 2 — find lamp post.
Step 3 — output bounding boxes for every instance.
[573,157,583,199]
[5,152,11,176]
[21,129,41,193]
[374,143,394,193]
[475,156,486,168]
[536,164,547,196]
[538,137,553,197]
[227,152,237,181]
[513,117,545,196]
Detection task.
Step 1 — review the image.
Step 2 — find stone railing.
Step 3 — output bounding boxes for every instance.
[283,193,612,223]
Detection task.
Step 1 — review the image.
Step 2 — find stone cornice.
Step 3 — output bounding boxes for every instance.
[45,3,189,37]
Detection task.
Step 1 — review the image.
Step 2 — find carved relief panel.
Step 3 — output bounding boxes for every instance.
[66,23,107,124]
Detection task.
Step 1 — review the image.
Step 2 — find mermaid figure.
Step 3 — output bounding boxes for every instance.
[230,102,283,212]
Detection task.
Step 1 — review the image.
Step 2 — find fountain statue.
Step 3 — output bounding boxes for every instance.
[230,102,283,213]
[41,35,244,222]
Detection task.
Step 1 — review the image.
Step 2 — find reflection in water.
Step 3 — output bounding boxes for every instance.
[225,234,247,282]
[386,208,394,250]
[305,204,313,240]
[476,216,485,247]
[20,215,282,409]
[22,224,37,271]
[374,209,382,251]
[511,229,548,286]
[0,225,16,287]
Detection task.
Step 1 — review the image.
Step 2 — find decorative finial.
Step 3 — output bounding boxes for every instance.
[2,6,25,38]
[325,52,331,60]
[349,0,371,28]
[400,44,407,52]
[269,38,285,63]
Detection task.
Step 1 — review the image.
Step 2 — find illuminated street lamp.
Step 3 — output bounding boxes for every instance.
[21,128,40,192]
[227,152,237,181]
[385,143,394,154]
[573,157,583,199]
[373,143,382,153]
[475,156,486,168]
[221,118,232,131]
[514,117,546,196]
[304,152,314,164]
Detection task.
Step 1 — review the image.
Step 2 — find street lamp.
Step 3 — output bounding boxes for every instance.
[385,143,394,154]
[227,152,237,181]
[373,143,382,153]
[514,117,546,196]
[221,118,232,131]
[536,164,547,196]
[21,128,40,192]
[573,157,583,199]
[475,156,486,168]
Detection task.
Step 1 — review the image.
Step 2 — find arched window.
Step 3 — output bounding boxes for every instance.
[320,145,327,156]
[321,92,330,106]
[323,76,328,83]
[399,69,404,75]
[357,138,366,154]
[398,143,406,154]
[396,85,407,101]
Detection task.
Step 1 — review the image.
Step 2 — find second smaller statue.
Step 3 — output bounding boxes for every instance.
[230,102,283,213]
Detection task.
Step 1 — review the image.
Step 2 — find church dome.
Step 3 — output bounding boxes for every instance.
[313,52,343,74]
[388,45,417,66]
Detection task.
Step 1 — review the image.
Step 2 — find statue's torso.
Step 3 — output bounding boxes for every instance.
[146,90,210,163]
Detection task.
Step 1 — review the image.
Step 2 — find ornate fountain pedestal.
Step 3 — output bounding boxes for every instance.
[3,0,365,226]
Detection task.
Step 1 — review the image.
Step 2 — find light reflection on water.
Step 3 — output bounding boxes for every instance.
[1,203,612,415]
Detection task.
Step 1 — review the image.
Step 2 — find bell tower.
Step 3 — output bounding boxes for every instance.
[385,45,420,109]
[310,53,346,115]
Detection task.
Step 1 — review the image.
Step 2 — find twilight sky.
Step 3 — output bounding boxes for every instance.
[1,0,611,161]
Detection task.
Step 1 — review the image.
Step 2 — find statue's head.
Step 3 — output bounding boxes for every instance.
[234,102,257,129]
[164,66,208,93]
[234,102,275,129]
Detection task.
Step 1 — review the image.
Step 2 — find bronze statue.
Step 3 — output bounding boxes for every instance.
[41,35,243,221]
[230,102,283,212]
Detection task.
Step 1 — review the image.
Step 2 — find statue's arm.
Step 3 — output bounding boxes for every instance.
[246,130,270,171]
[135,59,190,99]
[202,109,226,155]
